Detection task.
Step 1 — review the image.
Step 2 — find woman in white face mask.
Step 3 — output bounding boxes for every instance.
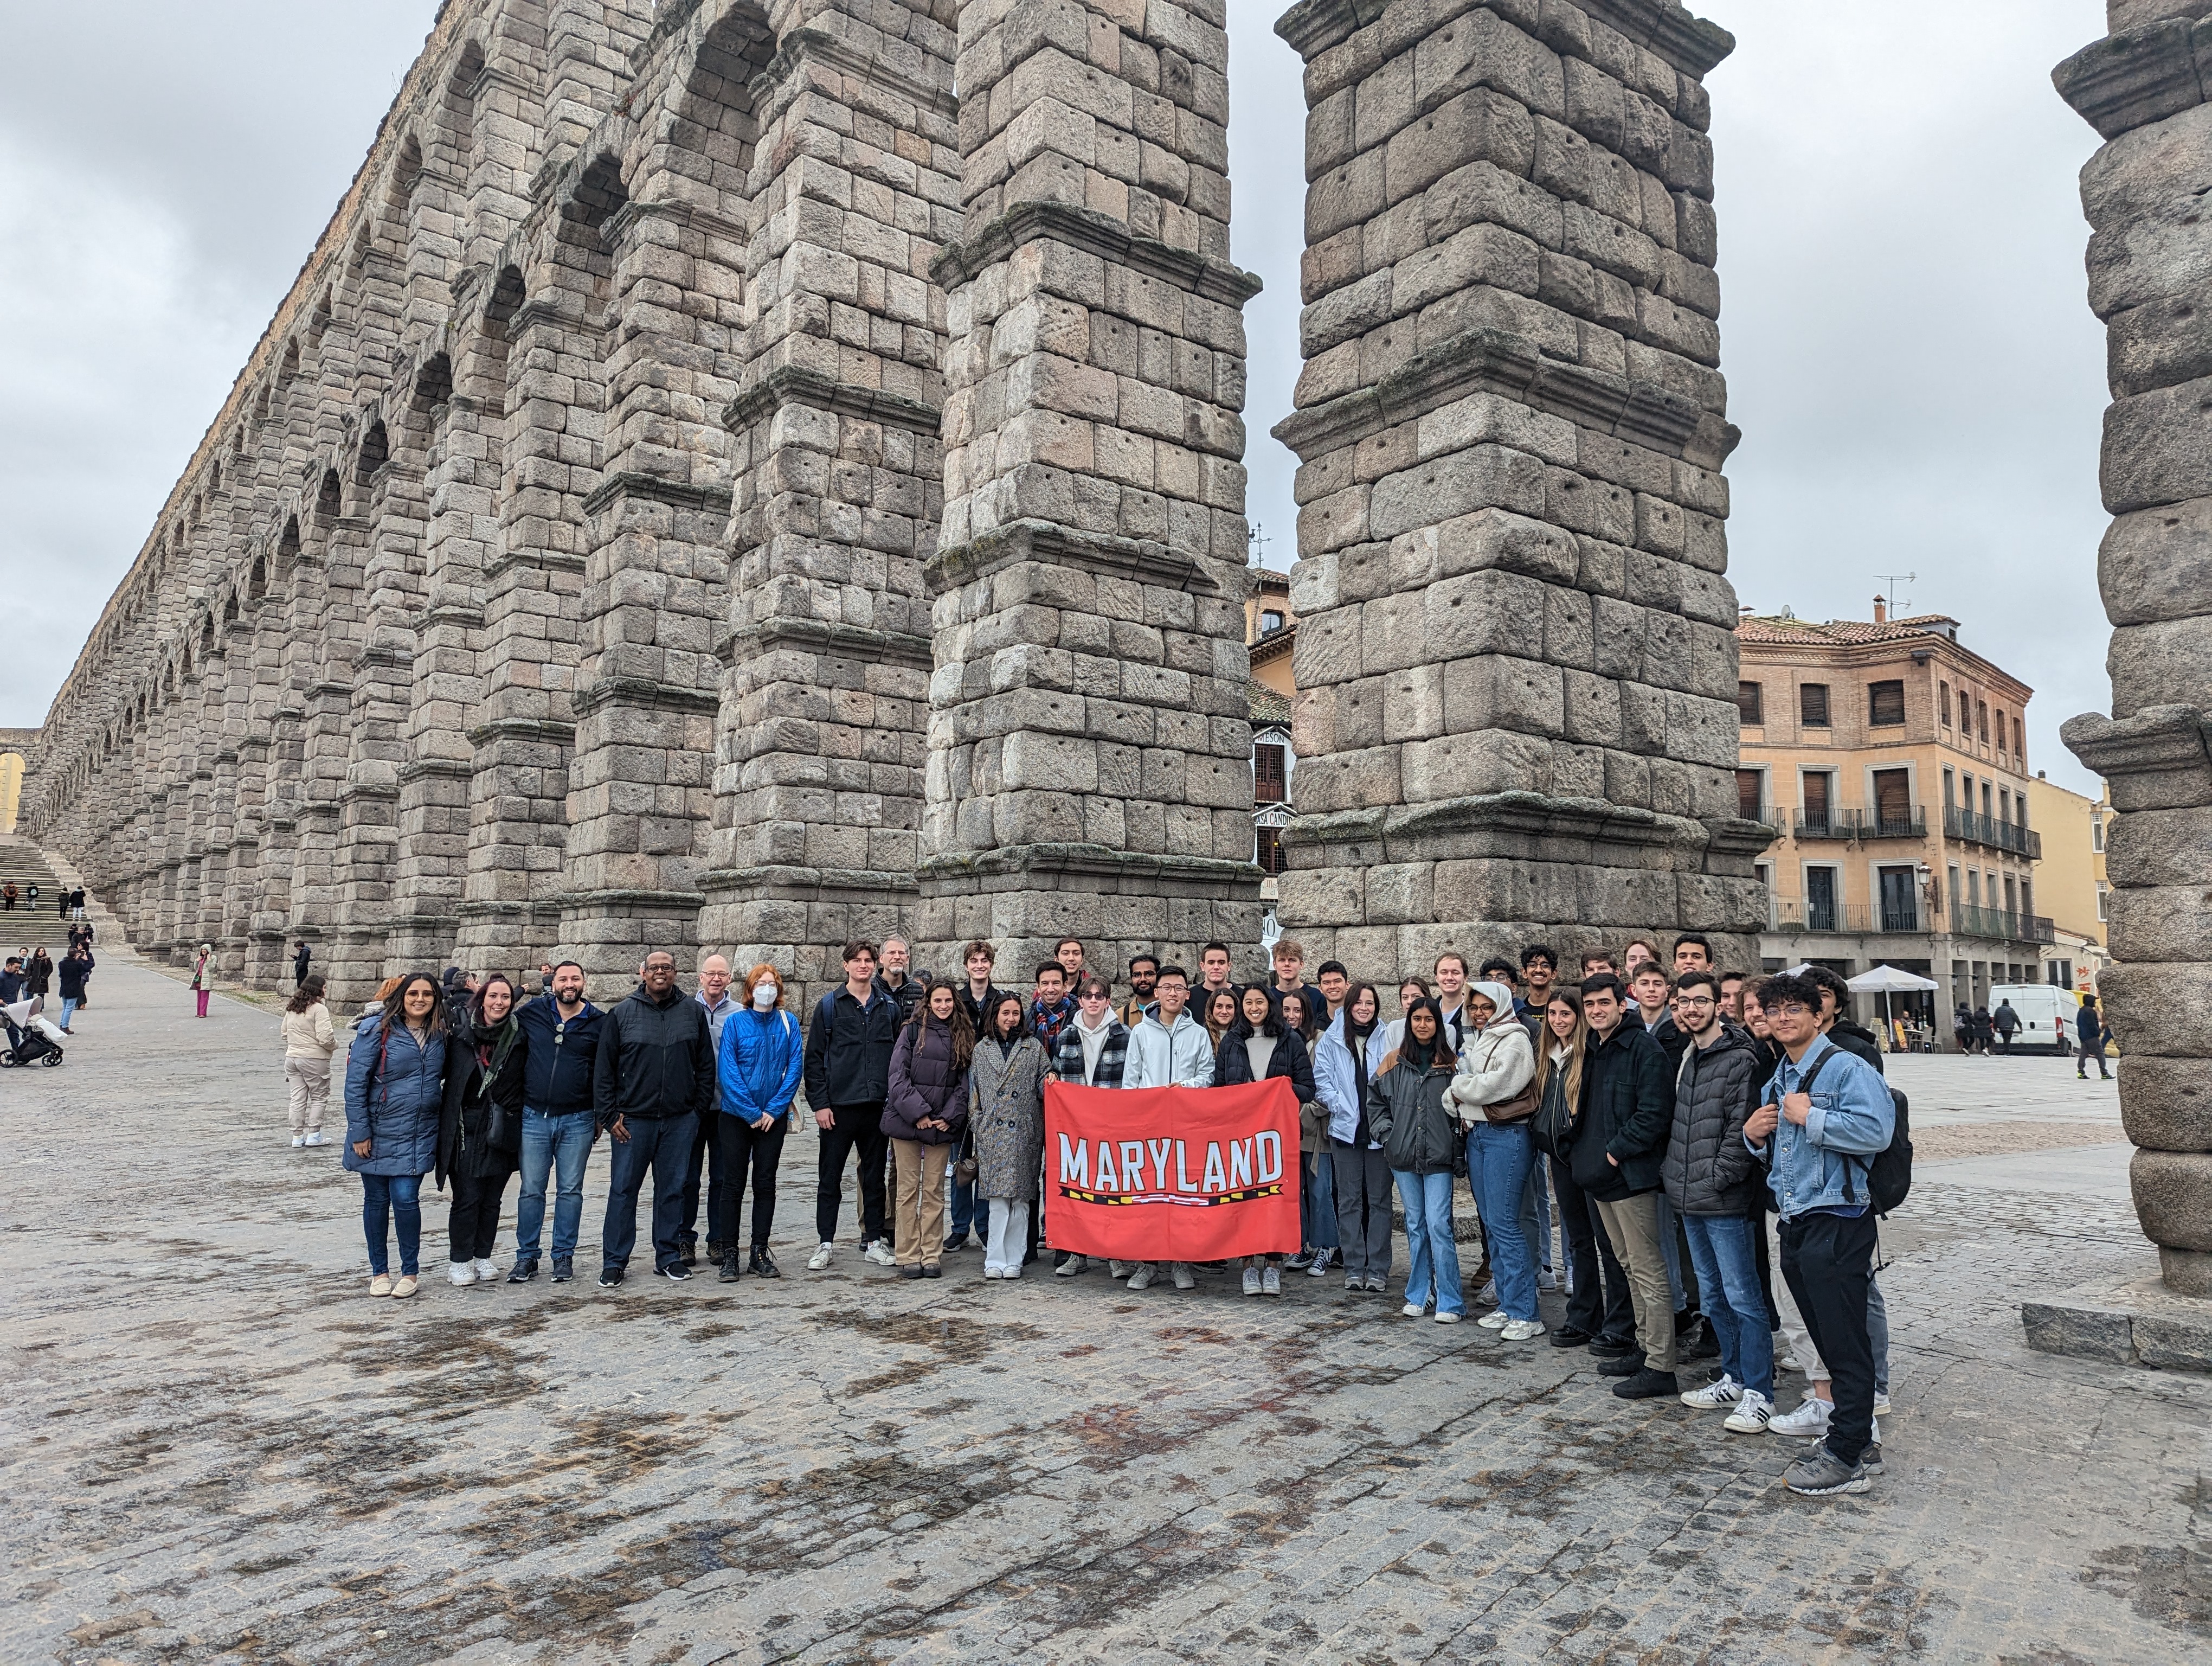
[711,964,804,1281]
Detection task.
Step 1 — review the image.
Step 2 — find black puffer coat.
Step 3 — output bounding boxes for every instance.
[1365,1048,1459,1177]
[438,1014,526,1186]
[883,1015,969,1145]
[1661,1026,1765,1216]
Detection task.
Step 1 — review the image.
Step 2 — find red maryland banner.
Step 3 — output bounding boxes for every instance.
[1043,1078,1303,1263]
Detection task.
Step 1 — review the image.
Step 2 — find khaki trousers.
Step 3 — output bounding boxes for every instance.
[1594,1191,1677,1371]
[891,1139,950,1266]
[285,1055,331,1133]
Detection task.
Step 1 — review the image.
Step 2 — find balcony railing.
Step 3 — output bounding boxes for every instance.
[1950,904,2055,944]
[1739,801,1786,831]
[1770,898,1928,933]
[1790,806,1926,842]
[1943,805,2043,858]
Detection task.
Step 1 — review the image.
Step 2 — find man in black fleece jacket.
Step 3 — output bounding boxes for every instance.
[593,950,715,1286]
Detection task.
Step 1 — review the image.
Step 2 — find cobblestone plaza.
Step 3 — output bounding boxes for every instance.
[7,959,2206,1664]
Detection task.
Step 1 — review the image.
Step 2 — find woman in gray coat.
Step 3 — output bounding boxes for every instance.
[969,992,1048,1279]
[344,972,449,1299]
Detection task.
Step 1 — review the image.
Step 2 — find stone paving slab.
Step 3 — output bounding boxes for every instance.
[4,962,2208,1665]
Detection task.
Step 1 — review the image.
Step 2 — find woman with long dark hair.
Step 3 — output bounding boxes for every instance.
[1366,997,1463,1322]
[883,978,974,1279]
[1277,989,1338,1277]
[1201,986,1240,1052]
[281,973,337,1148]
[1315,981,1391,1291]
[969,992,1048,1279]
[343,972,449,1298]
[1216,983,1317,1296]
[438,973,525,1287]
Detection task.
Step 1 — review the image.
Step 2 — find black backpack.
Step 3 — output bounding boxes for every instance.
[1793,1052,1913,1216]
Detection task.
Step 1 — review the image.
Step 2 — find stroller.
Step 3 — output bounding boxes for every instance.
[2,996,65,1067]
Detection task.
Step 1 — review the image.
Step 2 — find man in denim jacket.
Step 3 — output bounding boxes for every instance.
[1745,971,1895,1497]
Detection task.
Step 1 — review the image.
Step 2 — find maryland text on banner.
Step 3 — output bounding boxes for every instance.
[1043,1079,1302,1263]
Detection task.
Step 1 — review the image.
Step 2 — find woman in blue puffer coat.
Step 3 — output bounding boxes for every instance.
[713,963,806,1283]
[345,971,449,1299]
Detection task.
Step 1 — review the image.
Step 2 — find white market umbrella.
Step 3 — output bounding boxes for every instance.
[1846,964,1939,1050]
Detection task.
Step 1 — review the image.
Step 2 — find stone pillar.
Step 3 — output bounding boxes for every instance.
[1268,0,1767,977]
[2056,2,2212,1297]
[921,0,1266,982]
[702,0,956,999]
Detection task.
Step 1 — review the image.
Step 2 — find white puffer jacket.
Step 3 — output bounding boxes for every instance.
[1444,980,1536,1117]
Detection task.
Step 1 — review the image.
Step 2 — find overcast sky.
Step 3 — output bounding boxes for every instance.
[1,0,2112,793]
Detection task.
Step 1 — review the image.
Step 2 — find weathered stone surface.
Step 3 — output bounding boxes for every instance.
[2115,1053,2212,1150]
[2132,1146,2212,1248]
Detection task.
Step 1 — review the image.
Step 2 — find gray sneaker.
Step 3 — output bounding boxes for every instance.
[1784,1444,1870,1496]
[1242,1267,1263,1296]
[1054,1255,1090,1278]
[1108,1260,1134,1279]
[1127,1264,1157,1292]
[1171,1263,1196,1290]
[1261,1265,1282,1296]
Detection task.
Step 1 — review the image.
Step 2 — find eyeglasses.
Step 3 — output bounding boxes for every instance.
[1675,996,1715,1008]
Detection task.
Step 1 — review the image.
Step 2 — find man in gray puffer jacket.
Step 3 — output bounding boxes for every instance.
[1661,970,1776,1433]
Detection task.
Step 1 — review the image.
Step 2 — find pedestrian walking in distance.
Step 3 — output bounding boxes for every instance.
[593,949,715,1287]
[281,974,337,1147]
[2076,994,2112,1080]
[190,944,214,1018]
[343,972,449,1299]
[293,939,312,990]
[68,886,86,922]
[439,973,526,1287]
[56,945,91,1034]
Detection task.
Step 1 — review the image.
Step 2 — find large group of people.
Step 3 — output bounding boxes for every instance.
[323,928,1904,1499]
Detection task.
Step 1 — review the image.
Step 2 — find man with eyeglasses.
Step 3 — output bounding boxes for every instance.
[1125,965,1214,1292]
[1744,972,1895,1497]
[1662,970,1775,1434]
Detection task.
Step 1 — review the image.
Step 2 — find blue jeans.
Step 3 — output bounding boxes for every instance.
[1308,1150,1340,1251]
[59,996,79,1029]
[1464,1120,1539,1321]
[1682,1212,1774,1399]
[361,1172,424,1276]
[603,1112,697,1272]
[516,1108,596,1261]
[1394,1170,1462,1316]
[950,1172,976,1241]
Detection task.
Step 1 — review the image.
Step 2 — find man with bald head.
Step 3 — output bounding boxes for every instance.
[677,954,740,1268]
[594,949,717,1287]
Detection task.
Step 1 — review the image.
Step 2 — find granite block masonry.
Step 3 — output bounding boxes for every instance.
[1268,0,1770,978]
[2056,0,2212,1298]
[19,0,1265,1008]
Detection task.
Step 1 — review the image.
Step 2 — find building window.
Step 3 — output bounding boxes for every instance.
[1260,610,1284,634]
[1939,681,1951,726]
[2014,716,2025,758]
[1800,683,1830,727]
[1945,863,1960,910]
[1872,767,1912,832]
[1253,742,1287,802]
[1736,768,1764,821]
[1868,680,1905,726]
[1256,825,1287,875]
[1966,869,1980,906]
[1977,699,1989,741]
[1737,681,1763,723]
[2096,880,2108,922]
[1982,780,1993,819]
[1943,766,1956,809]
[1956,688,1971,731]
[1801,769,1832,835]
[2091,811,2105,854]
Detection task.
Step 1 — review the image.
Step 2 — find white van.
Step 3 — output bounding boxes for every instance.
[1989,984,2081,1055]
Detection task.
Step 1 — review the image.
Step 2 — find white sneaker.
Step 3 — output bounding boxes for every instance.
[448,1262,475,1287]
[1128,1265,1157,1292]
[1477,1310,1510,1330]
[807,1242,834,1271]
[1434,1310,1463,1324]
[1538,1268,1559,1291]
[863,1240,897,1268]
[1501,1318,1546,1341]
[1476,1279,1498,1306]
[1243,1267,1263,1296]
[473,1258,499,1282]
[1005,1264,1023,1280]
[1261,1265,1282,1296]
[983,1267,1004,1279]
[1680,1374,1742,1409]
[1724,1390,1773,1434]
[1054,1255,1090,1278]
[1108,1260,1134,1279]
[1769,1395,1833,1437]
[1400,1300,1427,1318]
[1874,1393,1893,1418]
[291,1135,306,1148]
[303,1132,326,1147]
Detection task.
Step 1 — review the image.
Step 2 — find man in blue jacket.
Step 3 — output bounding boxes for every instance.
[509,961,603,1285]
[1746,971,1896,1497]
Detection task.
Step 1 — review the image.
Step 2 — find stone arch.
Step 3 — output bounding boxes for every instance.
[355,417,390,485]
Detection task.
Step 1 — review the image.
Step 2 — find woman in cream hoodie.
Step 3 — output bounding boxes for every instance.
[1445,979,1544,1341]
[281,973,339,1147]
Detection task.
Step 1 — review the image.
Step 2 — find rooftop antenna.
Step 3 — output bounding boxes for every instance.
[1247,523,1271,567]
[1875,572,1917,616]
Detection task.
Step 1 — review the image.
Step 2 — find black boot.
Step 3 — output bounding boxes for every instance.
[707,1238,724,1264]
[717,1250,741,1284]
[750,1246,780,1279]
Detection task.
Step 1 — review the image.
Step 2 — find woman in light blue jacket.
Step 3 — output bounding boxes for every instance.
[713,963,805,1281]
[344,972,449,1299]
[1314,982,1390,1293]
